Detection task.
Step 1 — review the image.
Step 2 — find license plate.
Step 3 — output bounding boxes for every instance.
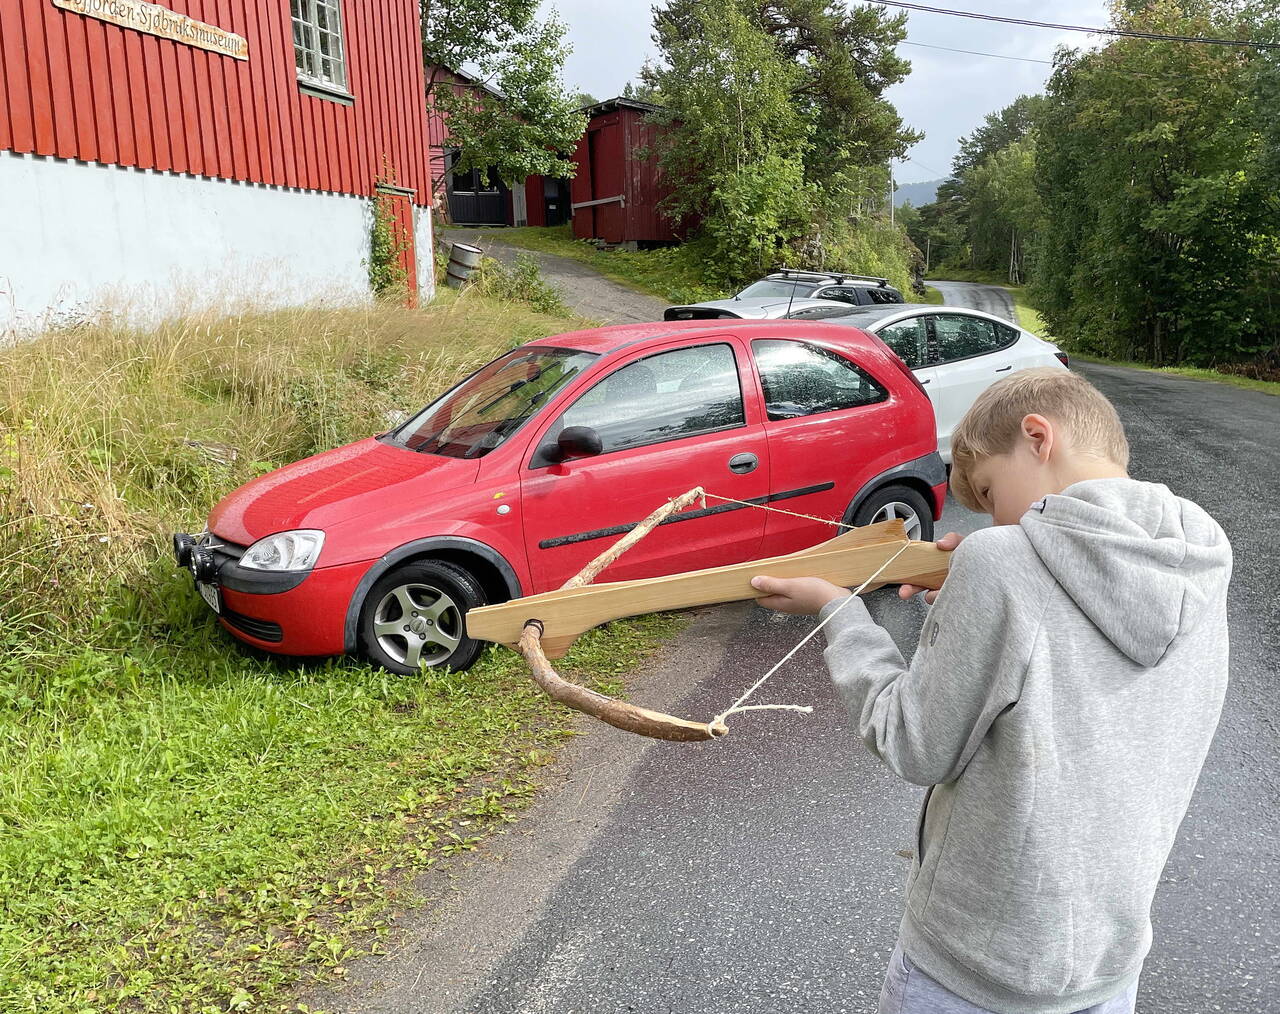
[197,581,222,615]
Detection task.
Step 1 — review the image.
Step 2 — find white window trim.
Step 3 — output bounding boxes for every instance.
[291,0,351,97]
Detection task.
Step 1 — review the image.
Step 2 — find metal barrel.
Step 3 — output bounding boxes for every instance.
[446,242,484,288]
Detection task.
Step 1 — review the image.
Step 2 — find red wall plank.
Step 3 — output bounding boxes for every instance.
[0,3,35,152]
[3,0,432,203]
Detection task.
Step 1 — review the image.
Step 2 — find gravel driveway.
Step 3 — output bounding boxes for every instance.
[443,228,669,325]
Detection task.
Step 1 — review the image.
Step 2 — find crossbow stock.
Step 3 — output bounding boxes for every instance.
[464,487,952,742]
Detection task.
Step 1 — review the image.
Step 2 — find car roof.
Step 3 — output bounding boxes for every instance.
[809,303,1024,329]
[524,318,882,356]
[760,270,896,289]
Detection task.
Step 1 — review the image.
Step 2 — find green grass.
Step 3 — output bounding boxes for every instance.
[1069,354,1280,396]
[921,285,944,305]
[0,290,687,1011]
[466,225,723,304]
[925,268,1277,395]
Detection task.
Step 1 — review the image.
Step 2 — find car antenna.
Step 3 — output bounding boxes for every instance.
[783,264,799,318]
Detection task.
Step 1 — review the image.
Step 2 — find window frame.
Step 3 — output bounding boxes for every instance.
[291,0,351,99]
[528,341,749,468]
[750,338,890,422]
[926,312,1021,367]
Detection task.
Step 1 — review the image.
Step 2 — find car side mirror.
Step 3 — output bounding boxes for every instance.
[537,425,604,466]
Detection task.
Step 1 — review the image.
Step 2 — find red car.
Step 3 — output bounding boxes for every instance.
[173,320,947,673]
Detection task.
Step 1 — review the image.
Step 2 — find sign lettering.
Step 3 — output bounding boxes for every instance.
[51,0,249,61]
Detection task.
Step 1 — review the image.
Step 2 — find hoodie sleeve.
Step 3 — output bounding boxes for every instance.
[819,532,1045,786]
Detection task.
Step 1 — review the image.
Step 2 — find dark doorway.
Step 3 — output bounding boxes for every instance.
[543,177,570,227]
[448,161,508,225]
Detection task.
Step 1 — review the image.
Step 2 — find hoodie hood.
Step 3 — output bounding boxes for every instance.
[1020,477,1232,667]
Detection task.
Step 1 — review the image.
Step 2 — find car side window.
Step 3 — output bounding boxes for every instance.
[933,314,1012,363]
[817,287,862,305]
[557,343,745,453]
[867,287,903,304]
[752,340,887,421]
[876,317,927,369]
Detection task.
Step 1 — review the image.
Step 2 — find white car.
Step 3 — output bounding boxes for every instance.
[662,296,853,322]
[798,303,1069,463]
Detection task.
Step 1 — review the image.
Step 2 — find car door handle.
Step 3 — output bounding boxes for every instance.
[728,452,759,474]
[995,365,1013,372]
[920,377,931,384]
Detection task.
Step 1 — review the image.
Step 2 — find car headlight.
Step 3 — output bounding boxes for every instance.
[240,530,325,571]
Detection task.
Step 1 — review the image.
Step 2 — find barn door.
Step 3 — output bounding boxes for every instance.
[375,185,419,308]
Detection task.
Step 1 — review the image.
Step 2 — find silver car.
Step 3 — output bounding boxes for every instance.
[664,269,904,321]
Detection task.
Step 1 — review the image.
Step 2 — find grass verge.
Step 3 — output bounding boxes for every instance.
[1069,354,1280,396]
[460,225,722,305]
[0,290,685,1011]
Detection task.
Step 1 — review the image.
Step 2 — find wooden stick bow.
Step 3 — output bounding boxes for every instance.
[466,487,952,742]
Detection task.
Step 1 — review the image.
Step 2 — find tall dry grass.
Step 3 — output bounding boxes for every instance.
[0,290,579,634]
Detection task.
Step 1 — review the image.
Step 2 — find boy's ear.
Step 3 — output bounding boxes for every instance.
[1020,413,1055,463]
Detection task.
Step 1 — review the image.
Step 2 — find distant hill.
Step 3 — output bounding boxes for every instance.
[895,178,944,209]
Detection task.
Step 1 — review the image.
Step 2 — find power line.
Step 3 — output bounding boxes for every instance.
[868,1,1280,51]
[900,39,1052,65]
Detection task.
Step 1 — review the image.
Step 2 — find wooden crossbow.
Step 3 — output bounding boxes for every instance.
[464,487,952,743]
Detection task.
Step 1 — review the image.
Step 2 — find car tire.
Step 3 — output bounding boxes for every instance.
[358,559,488,674]
[850,484,934,543]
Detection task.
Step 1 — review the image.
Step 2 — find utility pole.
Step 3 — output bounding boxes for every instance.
[889,163,895,228]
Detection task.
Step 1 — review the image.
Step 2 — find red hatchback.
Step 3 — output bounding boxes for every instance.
[173,320,946,672]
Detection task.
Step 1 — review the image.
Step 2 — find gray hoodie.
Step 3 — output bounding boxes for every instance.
[818,477,1232,1013]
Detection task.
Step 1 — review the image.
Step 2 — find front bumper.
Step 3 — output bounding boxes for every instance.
[172,532,368,656]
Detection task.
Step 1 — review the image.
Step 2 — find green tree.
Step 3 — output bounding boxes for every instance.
[643,0,918,284]
[421,2,586,189]
[1033,0,1278,365]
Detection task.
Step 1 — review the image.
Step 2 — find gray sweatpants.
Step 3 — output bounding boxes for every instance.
[879,940,1140,1014]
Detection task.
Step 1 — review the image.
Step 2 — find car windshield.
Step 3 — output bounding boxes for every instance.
[736,279,821,299]
[392,347,599,458]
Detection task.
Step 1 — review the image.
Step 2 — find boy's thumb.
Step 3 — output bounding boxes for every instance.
[750,576,775,592]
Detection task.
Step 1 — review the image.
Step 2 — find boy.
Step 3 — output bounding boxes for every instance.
[750,368,1232,1014]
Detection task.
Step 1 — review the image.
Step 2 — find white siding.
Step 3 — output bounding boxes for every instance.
[0,151,435,336]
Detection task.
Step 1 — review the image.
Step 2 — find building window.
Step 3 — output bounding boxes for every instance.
[291,0,347,91]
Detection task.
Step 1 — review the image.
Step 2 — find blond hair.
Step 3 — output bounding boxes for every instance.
[949,367,1130,512]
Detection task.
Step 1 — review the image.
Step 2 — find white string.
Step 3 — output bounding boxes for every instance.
[700,491,854,531]
[709,540,913,734]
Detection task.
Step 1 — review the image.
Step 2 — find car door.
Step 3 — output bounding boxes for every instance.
[748,337,899,556]
[925,313,1020,459]
[519,338,770,591]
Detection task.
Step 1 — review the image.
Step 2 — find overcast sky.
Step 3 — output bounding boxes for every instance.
[543,0,1111,184]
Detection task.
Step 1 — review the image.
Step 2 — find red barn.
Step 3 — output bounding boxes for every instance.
[570,98,683,249]
[1,0,435,332]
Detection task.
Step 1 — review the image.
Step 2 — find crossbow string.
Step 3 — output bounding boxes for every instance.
[513,486,914,743]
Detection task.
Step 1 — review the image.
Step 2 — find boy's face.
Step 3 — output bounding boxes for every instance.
[965,448,1055,526]
[964,413,1061,526]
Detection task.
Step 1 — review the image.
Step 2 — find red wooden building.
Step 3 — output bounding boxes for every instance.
[1,0,435,331]
[570,98,683,248]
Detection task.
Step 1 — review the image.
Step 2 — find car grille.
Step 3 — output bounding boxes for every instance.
[222,607,284,643]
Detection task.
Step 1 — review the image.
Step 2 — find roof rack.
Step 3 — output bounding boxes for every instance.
[771,266,891,287]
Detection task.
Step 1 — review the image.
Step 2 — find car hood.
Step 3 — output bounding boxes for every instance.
[208,438,479,546]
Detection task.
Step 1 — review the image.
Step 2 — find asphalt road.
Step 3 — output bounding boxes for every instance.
[308,284,1279,1013]
[928,281,1016,323]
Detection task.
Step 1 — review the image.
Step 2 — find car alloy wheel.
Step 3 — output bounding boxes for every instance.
[372,581,463,668]
[870,500,923,542]
[358,559,487,673]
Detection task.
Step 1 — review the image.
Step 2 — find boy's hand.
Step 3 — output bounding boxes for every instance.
[750,575,850,616]
[898,531,966,605]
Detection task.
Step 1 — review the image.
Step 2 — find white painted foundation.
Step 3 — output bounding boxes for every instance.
[0,150,435,335]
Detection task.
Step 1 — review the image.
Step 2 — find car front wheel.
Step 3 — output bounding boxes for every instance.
[850,484,934,543]
[358,559,487,673]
